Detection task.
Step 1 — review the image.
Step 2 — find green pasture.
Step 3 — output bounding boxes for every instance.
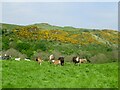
[1,60,118,88]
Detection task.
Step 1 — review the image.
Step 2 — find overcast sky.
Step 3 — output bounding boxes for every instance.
[2,1,118,30]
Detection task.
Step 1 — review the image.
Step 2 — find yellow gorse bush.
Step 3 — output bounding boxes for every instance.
[12,26,118,45]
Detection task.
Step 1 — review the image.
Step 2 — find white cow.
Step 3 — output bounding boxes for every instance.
[49,54,55,64]
[15,58,21,61]
[24,58,30,61]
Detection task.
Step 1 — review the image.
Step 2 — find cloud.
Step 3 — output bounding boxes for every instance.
[2,2,118,30]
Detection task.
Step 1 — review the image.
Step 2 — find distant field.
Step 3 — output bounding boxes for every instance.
[1,60,118,88]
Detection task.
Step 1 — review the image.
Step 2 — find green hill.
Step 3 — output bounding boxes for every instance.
[0,23,119,63]
[0,23,23,30]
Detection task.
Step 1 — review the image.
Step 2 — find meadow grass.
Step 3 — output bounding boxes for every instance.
[1,60,118,88]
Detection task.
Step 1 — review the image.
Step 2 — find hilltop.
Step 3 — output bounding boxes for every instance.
[0,23,119,63]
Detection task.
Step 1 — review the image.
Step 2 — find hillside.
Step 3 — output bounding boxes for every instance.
[0,23,23,31]
[0,23,119,63]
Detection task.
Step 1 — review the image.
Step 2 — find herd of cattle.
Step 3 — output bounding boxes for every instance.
[0,54,90,66]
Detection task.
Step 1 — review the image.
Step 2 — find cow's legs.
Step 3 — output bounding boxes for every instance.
[40,63,41,65]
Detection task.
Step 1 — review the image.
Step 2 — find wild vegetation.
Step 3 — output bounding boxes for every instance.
[1,23,118,63]
[0,23,119,88]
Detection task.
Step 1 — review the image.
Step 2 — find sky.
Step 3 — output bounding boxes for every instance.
[1,1,118,30]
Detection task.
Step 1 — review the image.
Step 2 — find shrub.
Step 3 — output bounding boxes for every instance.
[106,50,118,62]
[31,51,42,60]
[106,47,112,52]
[9,41,17,49]
[34,40,47,51]
[21,49,33,58]
[2,43,9,50]
[78,51,92,59]
[90,53,108,63]
[16,42,30,52]
[52,50,62,60]
[32,51,50,61]
[2,36,9,50]
[3,48,27,59]
[65,54,76,62]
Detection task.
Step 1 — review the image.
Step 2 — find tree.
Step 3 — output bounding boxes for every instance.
[16,42,30,52]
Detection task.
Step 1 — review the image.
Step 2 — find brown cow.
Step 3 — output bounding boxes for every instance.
[53,60,61,65]
[52,56,64,66]
[36,57,43,65]
[79,59,87,63]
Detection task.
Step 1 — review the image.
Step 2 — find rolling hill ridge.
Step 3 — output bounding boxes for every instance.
[0,23,119,63]
[1,23,119,46]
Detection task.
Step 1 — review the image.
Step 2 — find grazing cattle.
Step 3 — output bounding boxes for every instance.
[79,59,87,63]
[72,56,77,63]
[53,60,61,65]
[51,60,55,63]
[51,56,64,66]
[15,58,21,61]
[2,54,11,60]
[36,57,43,65]
[0,55,2,60]
[49,54,55,64]
[58,56,64,66]
[24,58,30,61]
[72,56,80,65]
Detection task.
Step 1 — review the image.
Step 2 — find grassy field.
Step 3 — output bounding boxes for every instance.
[1,60,118,88]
